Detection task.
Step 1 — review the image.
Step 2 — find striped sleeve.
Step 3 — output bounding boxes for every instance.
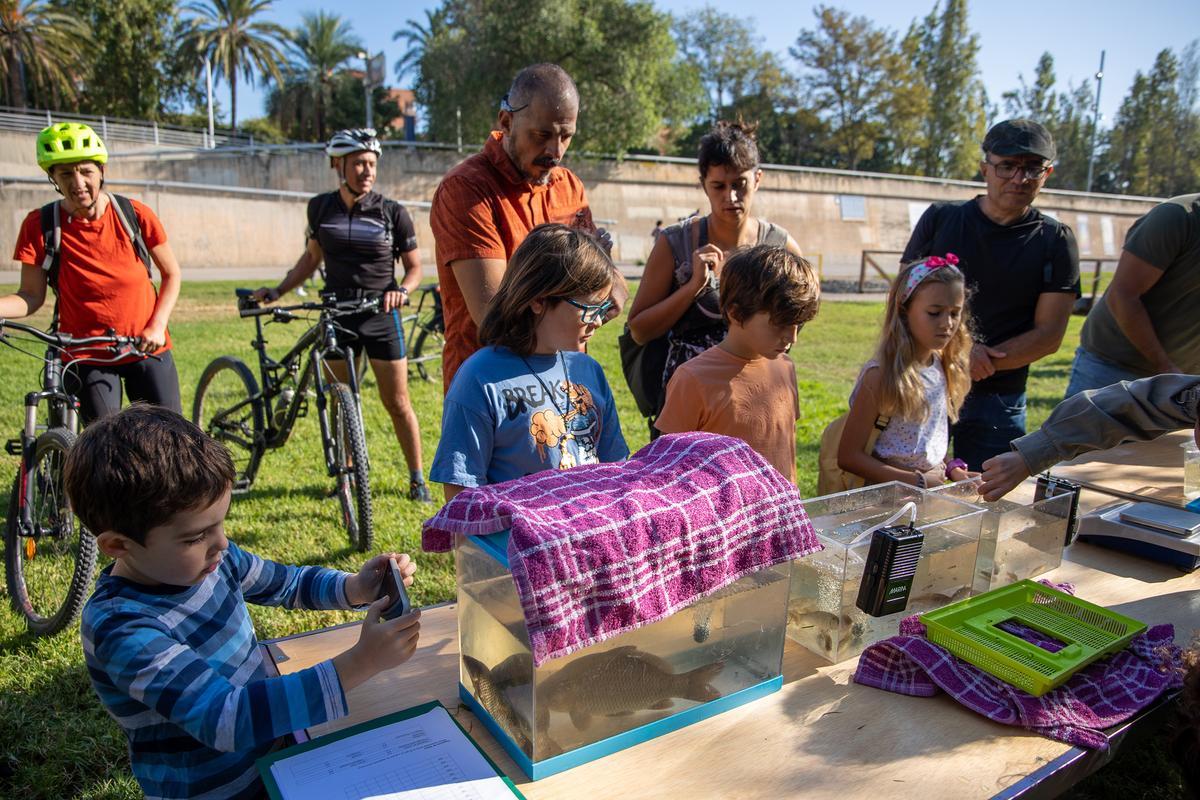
[86,610,347,753]
[225,541,350,610]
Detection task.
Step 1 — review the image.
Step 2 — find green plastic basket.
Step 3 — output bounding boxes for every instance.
[919,580,1147,696]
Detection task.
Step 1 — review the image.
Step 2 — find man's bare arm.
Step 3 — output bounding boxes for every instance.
[451,258,507,324]
[988,292,1075,371]
[1105,249,1177,373]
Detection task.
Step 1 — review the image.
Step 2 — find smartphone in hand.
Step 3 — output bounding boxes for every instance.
[378,557,412,620]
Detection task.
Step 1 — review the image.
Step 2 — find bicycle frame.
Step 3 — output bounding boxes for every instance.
[1,322,144,538]
[236,301,368,484]
[401,284,443,346]
[12,349,80,535]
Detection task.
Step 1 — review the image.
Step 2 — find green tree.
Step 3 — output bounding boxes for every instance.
[180,0,289,131]
[238,115,286,142]
[673,6,787,123]
[407,0,704,155]
[393,8,448,84]
[1045,79,1096,190]
[1000,52,1097,190]
[912,0,987,179]
[867,22,930,174]
[0,0,88,108]
[790,5,894,170]
[281,11,361,142]
[66,0,186,120]
[1003,52,1058,121]
[1100,48,1199,197]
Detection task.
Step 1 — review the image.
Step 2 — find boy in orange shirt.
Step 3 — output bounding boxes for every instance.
[655,245,820,482]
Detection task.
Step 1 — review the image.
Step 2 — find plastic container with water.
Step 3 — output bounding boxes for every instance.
[1183,440,1200,503]
[454,531,790,780]
[932,479,1073,593]
[786,481,985,663]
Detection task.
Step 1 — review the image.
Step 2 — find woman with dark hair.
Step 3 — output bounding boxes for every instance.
[626,121,805,423]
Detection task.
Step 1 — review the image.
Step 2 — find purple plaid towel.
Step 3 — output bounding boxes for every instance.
[853,590,1184,749]
[423,432,821,666]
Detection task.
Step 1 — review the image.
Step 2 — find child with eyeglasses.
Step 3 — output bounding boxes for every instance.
[430,223,628,503]
[654,245,819,482]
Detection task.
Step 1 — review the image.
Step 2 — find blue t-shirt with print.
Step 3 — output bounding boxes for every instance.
[431,346,629,488]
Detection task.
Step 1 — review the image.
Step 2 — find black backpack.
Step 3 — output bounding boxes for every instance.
[40,193,152,290]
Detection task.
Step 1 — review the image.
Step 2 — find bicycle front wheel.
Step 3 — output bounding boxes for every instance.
[5,428,97,637]
[412,323,445,383]
[193,356,263,492]
[328,383,374,552]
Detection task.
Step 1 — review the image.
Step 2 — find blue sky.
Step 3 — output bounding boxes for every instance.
[218,0,1196,134]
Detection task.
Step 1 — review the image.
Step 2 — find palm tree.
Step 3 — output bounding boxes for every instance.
[180,0,289,131]
[288,11,361,142]
[0,0,89,108]
[392,8,448,84]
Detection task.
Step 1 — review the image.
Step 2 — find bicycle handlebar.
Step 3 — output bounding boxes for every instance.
[235,288,381,319]
[0,319,154,360]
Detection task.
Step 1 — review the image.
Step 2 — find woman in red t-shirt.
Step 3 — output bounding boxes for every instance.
[0,123,182,423]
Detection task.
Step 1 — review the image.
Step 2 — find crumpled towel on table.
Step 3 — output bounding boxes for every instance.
[852,585,1183,749]
[423,432,821,666]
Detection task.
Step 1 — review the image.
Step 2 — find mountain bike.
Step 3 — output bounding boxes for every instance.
[1,320,152,636]
[193,290,378,551]
[403,284,445,383]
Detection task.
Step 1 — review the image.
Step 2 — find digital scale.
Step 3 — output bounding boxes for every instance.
[1077,500,1200,572]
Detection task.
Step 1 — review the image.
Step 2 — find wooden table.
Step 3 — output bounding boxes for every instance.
[265,439,1200,800]
[1051,430,1193,509]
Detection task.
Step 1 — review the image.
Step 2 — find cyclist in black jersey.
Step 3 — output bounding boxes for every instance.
[253,129,432,502]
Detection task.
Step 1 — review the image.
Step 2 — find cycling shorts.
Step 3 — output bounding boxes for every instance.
[327,308,408,362]
[66,350,182,424]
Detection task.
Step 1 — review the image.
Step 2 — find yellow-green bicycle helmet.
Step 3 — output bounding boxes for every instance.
[36,122,108,171]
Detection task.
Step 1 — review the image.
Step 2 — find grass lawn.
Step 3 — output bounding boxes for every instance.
[0,279,1185,798]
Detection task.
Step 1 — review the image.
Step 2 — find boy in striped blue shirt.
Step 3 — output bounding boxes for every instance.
[66,406,422,800]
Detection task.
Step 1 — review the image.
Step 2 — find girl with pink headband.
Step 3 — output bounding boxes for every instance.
[836,254,975,489]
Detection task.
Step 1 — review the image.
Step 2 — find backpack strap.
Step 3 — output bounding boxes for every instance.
[382,197,399,260]
[39,201,62,288]
[108,193,152,278]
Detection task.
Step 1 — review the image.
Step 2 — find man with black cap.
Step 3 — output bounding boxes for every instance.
[902,119,1080,470]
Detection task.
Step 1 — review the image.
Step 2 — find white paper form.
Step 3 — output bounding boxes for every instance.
[269,705,516,800]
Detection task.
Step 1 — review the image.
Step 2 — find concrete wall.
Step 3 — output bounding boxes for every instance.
[2,130,1162,278]
[1,182,311,273]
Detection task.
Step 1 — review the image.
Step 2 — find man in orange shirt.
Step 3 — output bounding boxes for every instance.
[430,63,622,392]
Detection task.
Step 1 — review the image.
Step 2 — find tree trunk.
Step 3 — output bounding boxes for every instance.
[6,51,26,108]
[230,52,238,131]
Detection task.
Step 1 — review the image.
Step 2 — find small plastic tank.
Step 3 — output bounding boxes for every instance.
[454,531,790,780]
[787,481,985,662]
[932,479,1072,593]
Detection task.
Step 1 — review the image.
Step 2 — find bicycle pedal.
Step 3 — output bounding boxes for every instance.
[4,439,21,456]
[296,398,309,418]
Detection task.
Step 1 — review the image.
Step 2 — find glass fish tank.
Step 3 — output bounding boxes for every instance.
[787,481,985,663]
[931,479,1072,593]
[454,531,790,780]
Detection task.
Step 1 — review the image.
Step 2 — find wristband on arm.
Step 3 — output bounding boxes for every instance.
[945,458,968,474]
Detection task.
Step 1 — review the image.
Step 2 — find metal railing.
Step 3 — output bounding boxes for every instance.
[0,174,432,209]
[0,105,253,150]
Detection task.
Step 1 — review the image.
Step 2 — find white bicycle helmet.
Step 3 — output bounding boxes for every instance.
[325,128,381,158]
